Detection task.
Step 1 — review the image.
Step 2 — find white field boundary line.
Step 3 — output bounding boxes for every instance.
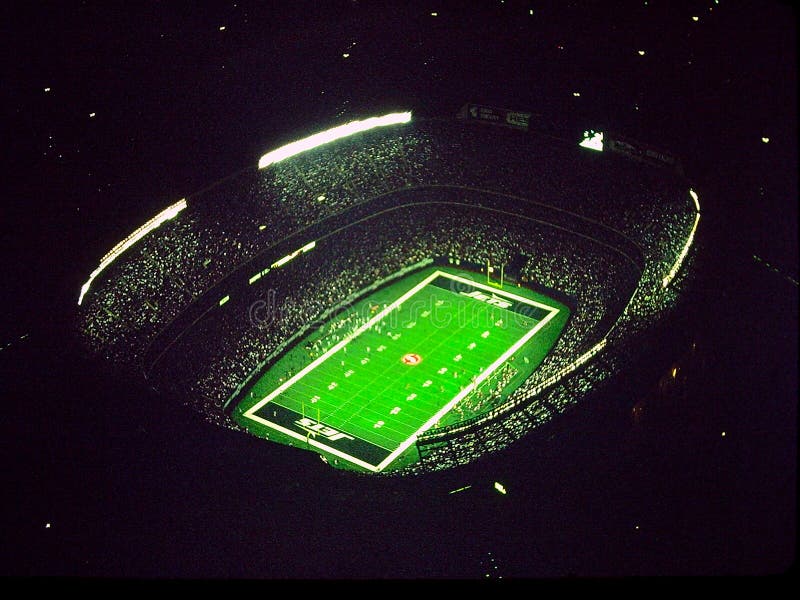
[243,419,382,472]
[242,269,445,470]
[437,270,558,312]
[243,269,559,472]
[374,282,560,471]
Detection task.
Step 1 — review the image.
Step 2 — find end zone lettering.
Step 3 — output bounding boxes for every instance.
[295,417,355,442]
[459,289,512,309]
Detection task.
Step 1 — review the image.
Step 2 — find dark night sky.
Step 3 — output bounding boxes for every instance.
[0,0,796,579]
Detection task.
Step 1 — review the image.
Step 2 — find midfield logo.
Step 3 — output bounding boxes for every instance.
[459,289,512,309]
[294,417,355,442]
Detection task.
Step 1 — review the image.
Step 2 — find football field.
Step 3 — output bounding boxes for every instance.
[234,268,569,472]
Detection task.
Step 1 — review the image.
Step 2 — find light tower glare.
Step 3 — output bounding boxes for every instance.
[258,111,412,169]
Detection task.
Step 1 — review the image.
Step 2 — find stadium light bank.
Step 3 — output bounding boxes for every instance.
[78,199,187,305]
[78,112,411,306]
[662,189,701,288]
[257,111,412,169]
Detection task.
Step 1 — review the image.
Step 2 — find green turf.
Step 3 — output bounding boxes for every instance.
[232,266,569,473]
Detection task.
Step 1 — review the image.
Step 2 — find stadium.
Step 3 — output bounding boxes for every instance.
[75,106,701,476]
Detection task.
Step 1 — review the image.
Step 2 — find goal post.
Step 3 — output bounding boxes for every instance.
[486,260,504,288]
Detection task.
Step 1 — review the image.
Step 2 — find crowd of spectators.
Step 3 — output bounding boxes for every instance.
[75,116,699,470]
[148,200,639,425]
[78,119,693,362]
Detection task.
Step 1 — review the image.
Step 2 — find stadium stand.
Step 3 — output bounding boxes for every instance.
[76,116,699,474]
